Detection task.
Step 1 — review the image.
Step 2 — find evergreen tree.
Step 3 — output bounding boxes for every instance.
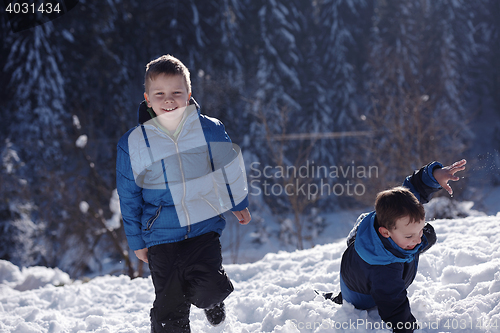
[52,0,148,276]
[489,1,500,112]
[251,0,306,155]
[2,21,68,268]
[315,0,372,171]
[364,0,474,192]
[473,0,500,112]
[0,14,12,139]
[248,0,339,248]
[249,0,310,186]
[0,0,488,273]
[185,0,248,140]
[5,23,67,157]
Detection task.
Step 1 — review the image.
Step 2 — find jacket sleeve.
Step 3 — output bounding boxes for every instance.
[420,223,437,253]
[346,212,370,247]
[116,137,146,251]
[204,117,249,212]
[370,264,417,333]
[402,161,443,204]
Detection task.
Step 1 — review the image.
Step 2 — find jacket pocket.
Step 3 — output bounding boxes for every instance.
[145,206,162,230]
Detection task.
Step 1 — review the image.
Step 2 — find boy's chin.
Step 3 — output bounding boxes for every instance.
[157,106,187,116]
[392,241,417,250]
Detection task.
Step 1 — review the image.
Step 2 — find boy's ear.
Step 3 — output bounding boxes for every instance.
[378,226,391,238]
[187,92,192,103]
[144,92,151,107]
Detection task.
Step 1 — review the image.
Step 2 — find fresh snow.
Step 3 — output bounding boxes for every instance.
[75,135,88,149]
[2,214,500,333]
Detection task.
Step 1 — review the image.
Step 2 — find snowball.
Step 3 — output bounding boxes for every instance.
[79,201,89,214]
[72,115,81,130]
[75,135,88,148]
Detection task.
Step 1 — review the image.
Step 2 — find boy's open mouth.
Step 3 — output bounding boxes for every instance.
[162,106,178,112]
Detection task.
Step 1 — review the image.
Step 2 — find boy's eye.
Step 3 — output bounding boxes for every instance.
[156,92,163,96]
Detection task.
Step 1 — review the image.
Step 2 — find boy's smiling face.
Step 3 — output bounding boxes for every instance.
[144,74,191,131]
[379,216,425,250]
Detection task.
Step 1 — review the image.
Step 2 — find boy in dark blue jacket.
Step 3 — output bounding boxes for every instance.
[116,55,251,332]
[329,159,466,333]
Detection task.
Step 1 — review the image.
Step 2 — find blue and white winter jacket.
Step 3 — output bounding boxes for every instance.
[340,161,442,332]
[116,99,248,251]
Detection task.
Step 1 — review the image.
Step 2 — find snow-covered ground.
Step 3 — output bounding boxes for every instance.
[2,213,500,333]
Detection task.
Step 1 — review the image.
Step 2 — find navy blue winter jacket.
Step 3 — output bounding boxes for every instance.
[340,161,442,332]
[116,99,248,251]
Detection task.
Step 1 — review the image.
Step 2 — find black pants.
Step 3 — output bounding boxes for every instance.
[147,232,234,333]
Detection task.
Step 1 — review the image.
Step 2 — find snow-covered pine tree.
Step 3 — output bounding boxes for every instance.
[470,0,500,184]
[473,0,500,112]
[244,0,303,179]
[135,0,241,123]
[248,0,334,249]
[251,0,302,125]
[2,21,67,268]
[315,0,371,166]
[5,23,66,159]
[137,0,214,75]
[52,0,154,277]
[423,0,476,153]
[1,0,147,276]
[487,0,500,112]
[364,0,474,193]
[0,14,12,139]
[217,0,253,143]
[185,0,248,141]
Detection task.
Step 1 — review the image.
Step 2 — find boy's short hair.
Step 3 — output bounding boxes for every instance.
[375,186,425,230]
[144,55,191,95]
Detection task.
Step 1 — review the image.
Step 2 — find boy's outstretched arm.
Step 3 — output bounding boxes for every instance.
[433,159,467,195]
[403,159,466,203]
[232,208,251,225]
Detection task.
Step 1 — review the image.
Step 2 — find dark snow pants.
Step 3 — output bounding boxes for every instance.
[147,232,234,333]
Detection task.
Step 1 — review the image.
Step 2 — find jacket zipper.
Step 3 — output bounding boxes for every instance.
[160,119,191,238]
[173,139,191,238]
[145,205,162,230]
[145,112,193,238]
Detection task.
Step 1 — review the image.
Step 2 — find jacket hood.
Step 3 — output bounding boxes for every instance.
[354,212,428,265]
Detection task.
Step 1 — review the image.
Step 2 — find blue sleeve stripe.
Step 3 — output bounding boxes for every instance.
[140,125,155,164]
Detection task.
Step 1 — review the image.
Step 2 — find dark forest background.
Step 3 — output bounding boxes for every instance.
[1,0,499,278]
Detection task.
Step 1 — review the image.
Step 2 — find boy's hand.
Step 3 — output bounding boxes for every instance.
[134,248,149,263]
[232,208,251,225]
[433,159,467,195]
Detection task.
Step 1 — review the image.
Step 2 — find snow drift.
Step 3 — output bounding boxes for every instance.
[1,214,500,333]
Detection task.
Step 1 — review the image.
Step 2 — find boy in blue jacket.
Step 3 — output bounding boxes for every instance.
[116,55,251,332]
[326,159,466,333]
